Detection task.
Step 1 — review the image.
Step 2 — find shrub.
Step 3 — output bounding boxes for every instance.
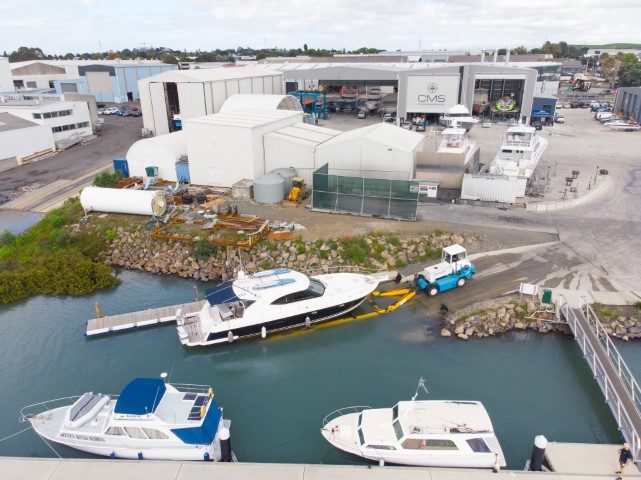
[263,240,277,251]
[105,229,117,242]
[193,240,217,261]
[433,229,446,237]
[93,170,123,188]
[387,235,401,247]
[48,230,72,249]
[635,301,641,312]
[0,230,15,246]
[297,244,307,254]
[319,250,329,260]
[339,237,369,264]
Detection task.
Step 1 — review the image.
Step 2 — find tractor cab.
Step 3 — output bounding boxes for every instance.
[442,244,469,269]
[415,244,475,297]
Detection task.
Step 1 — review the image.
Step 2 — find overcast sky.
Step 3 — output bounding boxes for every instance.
[1,0,640,55]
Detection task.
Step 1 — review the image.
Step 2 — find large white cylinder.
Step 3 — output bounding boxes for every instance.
[80,186,167,216]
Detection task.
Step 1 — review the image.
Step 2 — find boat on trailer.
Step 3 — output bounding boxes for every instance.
[176,268,379,347]
[21,375,234,461]
[321,379,506,469]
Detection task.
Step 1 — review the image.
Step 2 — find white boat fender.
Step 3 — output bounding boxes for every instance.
[208,387,214,398]
[379,459,385,466]
[528,435,548,471]
[261,326,267,338]
[227,331,234,343]
[305,317,311,329]
[219,427,233,462]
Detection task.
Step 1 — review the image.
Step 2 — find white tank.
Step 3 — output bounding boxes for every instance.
[253,175,286,204]
[80,186,167,216]
[269,167,297,192]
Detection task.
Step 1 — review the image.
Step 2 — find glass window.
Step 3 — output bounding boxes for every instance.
[357,428,365,445]
[26,81,37,88]
[467,438,491,453]
[365,444,396,450]
[43,112,52,119]
[142,428,169,440]
[402,438,458,450]
[33,113,41,119]
[51,111,59,117]
[124,427,147,439]
[308,278,325,296]
[105,426,125,436]
[392,404,398,421]
[393,420,403,441]
[357,413,363,428]
[49,81,55,88]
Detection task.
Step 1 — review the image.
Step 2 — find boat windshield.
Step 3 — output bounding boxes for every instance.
[308,278,325,296]
[393,419,404,440]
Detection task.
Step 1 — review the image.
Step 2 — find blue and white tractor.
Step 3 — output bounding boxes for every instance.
[415,244,475,296]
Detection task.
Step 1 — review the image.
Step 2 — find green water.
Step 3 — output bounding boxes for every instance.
[0,271,627,467]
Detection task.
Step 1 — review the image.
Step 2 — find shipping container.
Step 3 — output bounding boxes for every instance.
[460,174,520,204]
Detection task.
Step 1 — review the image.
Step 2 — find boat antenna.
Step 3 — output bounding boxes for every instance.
[412,377,429,401]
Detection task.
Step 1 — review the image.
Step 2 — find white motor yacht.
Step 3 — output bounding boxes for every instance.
[321,379,506,469]
[176,268,380,347]
[22,376,234,461]
[489,123,548,179]
[439,105,479,131]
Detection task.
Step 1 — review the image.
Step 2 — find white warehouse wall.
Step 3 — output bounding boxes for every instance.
[0,101,92,141]
[0,125,55,162]
[0,57,12,91]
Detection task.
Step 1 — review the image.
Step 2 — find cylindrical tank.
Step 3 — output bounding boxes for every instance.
[80,186,167,216]
[269,167,297,193]
[253,175,286,204]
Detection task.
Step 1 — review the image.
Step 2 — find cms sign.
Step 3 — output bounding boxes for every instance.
[417,83,445,104]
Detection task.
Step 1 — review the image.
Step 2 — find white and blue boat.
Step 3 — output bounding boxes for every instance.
[21,375,234,461]
[176,268,380,347]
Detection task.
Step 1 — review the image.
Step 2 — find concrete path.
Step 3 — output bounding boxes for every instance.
[2,456,638,480]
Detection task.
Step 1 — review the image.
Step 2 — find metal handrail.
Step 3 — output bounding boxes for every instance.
[20,395,94,422]
[172,383,213,394]
[322,405,371,427]
[558,296,641,459]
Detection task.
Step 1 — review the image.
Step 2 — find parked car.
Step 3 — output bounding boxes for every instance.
[129,110,141,117]
[357,111,367,119]
[401,121,413,130]
[97,103,106,109]
[382,113,395,123]
[415,124,426,132]
[554,113,565,124]
[532,121,543,130]
[102,107,118,115]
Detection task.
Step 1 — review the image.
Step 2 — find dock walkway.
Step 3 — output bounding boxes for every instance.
[560,297,641,460]
[3,455,639,480]
[86,300,207,336]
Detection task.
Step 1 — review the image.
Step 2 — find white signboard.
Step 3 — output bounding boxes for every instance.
[406,75,460,114]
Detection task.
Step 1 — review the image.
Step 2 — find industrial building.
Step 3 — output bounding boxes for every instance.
[614,87,641,122]
[0,98,92,142]
[9,59,176,102]
[0,112,55,171]
[138,67,285,136]
[253,62,538,124]
[531,94,558,125]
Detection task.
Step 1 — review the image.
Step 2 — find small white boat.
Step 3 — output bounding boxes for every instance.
[439,105,479,131]
[21,376,234,461]
[321,379,506,469]
[176,268,379,347]
[489,123,548,180]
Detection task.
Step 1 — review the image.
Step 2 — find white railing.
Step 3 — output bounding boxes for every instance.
[322,406,371,427]
[20,395,88,422]
[559,295,641,459]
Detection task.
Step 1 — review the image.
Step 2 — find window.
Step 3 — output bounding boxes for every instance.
[142,428,169,440]
[26,81,37,88]
[50,111,59,117]
[357,428,365,446]
[357,413,363,428]
[104,426,126,436]
[49,81,55,89]
[365,444,396,450]
[467,438,491,453]
[32,113,41,119]
[43,112,52,119]
[77,121,89,128]
[124,427,147,439]
[271,279,326,304]
[393,420,404,441]
[392,404,398,421]
[402,438,458,450]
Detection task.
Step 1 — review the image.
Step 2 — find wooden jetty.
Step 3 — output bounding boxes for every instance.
[86,300,207,336]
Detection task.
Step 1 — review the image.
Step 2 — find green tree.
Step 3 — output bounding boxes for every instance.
[161,54,178,64]
[619,64,641,87]
[513,46,528,55]
[256,51,267,60]
[303,44,308,52]
[8,46,46,62]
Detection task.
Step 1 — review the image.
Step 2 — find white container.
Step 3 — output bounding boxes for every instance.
[80,186,168,216]
[126,131,187,182]
[253,175,286,204]
[461,174,520,204]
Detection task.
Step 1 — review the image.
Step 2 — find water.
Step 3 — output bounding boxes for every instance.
[0,210,42,234]
[0,270,626,467]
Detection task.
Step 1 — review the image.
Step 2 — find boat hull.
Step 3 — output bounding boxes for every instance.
[193,296,368,346]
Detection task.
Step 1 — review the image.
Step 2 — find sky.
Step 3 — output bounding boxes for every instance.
[0,0,640,55]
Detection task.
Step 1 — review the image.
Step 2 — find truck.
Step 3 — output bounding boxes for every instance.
[415,244,475,296]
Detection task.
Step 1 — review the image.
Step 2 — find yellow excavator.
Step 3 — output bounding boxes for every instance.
[287,177,309,203]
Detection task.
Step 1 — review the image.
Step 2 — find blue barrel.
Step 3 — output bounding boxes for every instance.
[176,162,190,183]
[113,158,129,178]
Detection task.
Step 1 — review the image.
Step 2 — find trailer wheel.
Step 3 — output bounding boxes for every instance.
[427,286,439,297]
[457,278,466,287]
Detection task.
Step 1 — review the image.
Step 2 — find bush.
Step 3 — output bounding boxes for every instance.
[93,170,123,188]
[297,244,307,254]
[0,230,15,246]
[319,250,329,260]
[105,229,117,242]
[48,230,72,249]
[387,235,401,247]
[339,237,369,264]
[635,301,641,312]
[193,240,217,261]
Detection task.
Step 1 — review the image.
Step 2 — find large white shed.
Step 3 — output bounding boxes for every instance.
[126,131,187,182]
[314,123,425,180]
[184,109,302,187]
[139,67,284,135]
[220,94,302,113]
[264,123,341,184]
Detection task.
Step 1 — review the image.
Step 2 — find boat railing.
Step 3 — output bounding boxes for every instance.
[322,405,371,427]
[19,395,86,422]
[300,265,380,276]
[172,383,213,395]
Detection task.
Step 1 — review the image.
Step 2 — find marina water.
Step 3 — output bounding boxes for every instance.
[0,270,638,468]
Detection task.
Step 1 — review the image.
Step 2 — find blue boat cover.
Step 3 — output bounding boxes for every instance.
[114,378,167,415]
[206,282,239,305]
[171,400,222,445]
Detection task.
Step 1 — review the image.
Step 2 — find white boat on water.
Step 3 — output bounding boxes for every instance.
[176,268,380,347]
[321,379,506,469]
[439,104,479,131]
[22,376,234,461]
[489,123,548,179]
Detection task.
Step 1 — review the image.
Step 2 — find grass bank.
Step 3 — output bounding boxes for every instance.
[0,199,120,304]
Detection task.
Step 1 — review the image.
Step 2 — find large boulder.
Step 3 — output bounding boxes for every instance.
[440,328,451,337]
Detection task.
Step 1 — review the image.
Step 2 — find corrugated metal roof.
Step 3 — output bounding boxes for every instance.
[10,59,170,68]
[319,123,424,153]
[184,108,301,128]
[0,112,39,132]
[265,123,341,147]
[220,94,301,113]
[143,66,282,83]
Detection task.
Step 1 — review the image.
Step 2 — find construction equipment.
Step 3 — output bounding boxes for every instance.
[415,244,475,296]
[287,176,308,203]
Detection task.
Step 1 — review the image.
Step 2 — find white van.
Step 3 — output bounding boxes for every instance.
[595,111,615,121]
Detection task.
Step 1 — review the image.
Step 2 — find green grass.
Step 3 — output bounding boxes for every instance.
[338,237,369,264]
[0,199,120,305]
[634,301,641,312]
[387,235,401,247]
